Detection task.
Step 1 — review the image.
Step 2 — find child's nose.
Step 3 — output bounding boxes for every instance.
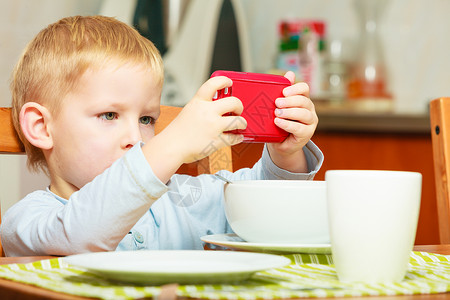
[122,125,142,150]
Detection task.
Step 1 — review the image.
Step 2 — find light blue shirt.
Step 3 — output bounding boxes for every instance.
[1,142,323,256]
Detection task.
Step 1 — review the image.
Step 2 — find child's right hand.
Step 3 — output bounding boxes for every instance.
[170,76,246,162]
[144,76,247,183]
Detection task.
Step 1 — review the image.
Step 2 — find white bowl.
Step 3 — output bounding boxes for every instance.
[224,180,329,244]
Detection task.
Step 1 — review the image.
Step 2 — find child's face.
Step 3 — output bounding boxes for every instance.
[47,63,161,197]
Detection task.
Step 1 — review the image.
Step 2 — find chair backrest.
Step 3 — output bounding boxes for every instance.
[0,105,233,256]
[0,206,2,256]
[430,97,450,243]
[0,107,24,153]
[0,107,23,256]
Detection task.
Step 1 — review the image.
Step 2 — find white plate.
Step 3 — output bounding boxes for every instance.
[201,234,332,254]
[63,250,290,285]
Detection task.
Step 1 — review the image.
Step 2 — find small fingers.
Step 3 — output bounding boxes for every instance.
[219,133,244,146]
[221,115,247,131]
[214,96,244,116]
[274,117,316,135]
[283,71,296,84]
[218,115,246,147]
[195,76,233,101]
[276,95,315,111]
[274,107,318,125]
[283,82,309,98]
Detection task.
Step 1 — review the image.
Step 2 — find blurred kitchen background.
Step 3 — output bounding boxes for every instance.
[0,0,448,244]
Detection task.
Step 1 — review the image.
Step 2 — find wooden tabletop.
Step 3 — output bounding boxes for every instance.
[1,245,450,300]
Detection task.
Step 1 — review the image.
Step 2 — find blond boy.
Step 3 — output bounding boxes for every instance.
[1,16,322,256]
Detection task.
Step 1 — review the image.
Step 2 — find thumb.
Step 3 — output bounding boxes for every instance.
[283,71,296,84]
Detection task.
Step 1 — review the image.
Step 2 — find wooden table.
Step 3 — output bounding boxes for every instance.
[1,245,450,300]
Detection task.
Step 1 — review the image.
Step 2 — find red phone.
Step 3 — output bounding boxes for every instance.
[210,70,291,143]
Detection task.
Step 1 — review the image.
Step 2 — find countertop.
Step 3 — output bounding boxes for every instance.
[315,100,431,134]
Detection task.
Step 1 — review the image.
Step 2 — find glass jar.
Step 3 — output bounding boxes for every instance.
[347,0,391,102]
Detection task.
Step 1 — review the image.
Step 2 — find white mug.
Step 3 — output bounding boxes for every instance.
[325,170,422,283]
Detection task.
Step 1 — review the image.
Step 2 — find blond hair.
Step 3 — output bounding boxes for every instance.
[11,15,164,173]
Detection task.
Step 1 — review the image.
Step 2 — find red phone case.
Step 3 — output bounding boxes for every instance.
[210,70,291,143]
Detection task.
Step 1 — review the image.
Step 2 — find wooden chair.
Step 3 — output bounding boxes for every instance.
[430,97,450,244]
[0,105,233,256]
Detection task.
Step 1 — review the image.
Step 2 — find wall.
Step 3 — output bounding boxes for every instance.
[240,0,450,113]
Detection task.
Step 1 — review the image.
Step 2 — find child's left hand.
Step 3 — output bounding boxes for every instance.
[267,71,318,173]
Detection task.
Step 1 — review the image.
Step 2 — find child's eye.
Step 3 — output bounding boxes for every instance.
[139,116,155,125]
[99,112,117,120]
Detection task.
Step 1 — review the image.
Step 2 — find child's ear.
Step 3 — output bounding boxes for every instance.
[19,102,54,150]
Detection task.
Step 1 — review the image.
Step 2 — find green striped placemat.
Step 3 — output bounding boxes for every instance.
[0,251,449,299]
